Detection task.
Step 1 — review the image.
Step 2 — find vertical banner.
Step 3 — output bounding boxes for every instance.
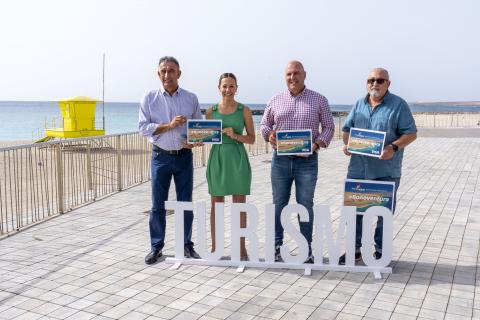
[343,179,395,267]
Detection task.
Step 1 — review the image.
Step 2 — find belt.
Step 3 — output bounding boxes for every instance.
[274,150,318,159]
[152,145,190,155]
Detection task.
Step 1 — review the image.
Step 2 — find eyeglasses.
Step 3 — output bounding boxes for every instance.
[367,78,388,85]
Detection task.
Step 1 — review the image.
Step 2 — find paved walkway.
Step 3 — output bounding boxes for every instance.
[0,136,479,320]
[417,128,480,138]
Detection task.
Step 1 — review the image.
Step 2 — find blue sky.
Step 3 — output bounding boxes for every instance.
[1,0,479,104]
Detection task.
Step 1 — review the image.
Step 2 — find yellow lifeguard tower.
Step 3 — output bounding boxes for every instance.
[37,96,105,142]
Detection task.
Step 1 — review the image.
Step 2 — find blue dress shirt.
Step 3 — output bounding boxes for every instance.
[342,91,417,179]
[138,87,203,150]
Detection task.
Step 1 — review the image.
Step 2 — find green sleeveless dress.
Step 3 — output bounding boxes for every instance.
[206,103,251,196]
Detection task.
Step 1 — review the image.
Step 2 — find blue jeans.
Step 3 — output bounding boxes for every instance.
[349,176,401,253]
[271,152,318,247]
[150,149,194,251]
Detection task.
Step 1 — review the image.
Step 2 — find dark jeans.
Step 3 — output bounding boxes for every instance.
[350,176,401,253]
[149,149,194,251]
[271,152,318,247]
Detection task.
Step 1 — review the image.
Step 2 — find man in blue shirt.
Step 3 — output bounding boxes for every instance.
[139,56,203,264]
[339,68,417,265]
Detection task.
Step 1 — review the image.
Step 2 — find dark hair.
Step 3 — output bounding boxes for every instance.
[218,73,238,86]
[158,56,180,68]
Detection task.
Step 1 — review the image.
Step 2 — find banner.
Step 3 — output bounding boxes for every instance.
[344,179,395,212]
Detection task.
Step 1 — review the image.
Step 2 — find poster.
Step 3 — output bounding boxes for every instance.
[347,128,386,158]
[187,120,222,144]
[276,129,312,156]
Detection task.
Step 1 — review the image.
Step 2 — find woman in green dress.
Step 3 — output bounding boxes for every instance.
[206,73,255,260]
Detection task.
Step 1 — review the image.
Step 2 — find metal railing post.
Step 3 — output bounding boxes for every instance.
[201,145,206,167]
[86,144,93,193]
[337,116,341,139]
[116,135,122,191]
[55,144,64,214]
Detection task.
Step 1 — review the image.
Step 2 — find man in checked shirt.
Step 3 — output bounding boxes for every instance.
[260,61,335,263]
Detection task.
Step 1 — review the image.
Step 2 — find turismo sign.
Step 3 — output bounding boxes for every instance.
[165,201,393,278]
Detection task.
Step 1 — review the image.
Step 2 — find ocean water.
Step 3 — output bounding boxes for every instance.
[0,100,478,141]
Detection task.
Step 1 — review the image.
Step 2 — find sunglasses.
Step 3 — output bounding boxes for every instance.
[367,78,388,85]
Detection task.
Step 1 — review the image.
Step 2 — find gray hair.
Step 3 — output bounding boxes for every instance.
[158,56,180,68]
[371,67,389,79]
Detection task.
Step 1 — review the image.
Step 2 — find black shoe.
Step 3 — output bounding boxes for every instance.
[373,251,382,259]
[338,252,362,265]
[274,245,283,262]
[304,245,314,264]
[184,246,201,259]
[145,249,162,265]
[304,255,314,264]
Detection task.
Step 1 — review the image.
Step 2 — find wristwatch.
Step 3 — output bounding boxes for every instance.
[390,143,399,152]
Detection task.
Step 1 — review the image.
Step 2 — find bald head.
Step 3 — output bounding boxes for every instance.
[286,60,305,72]
[284,60,306,96]
[370,68,389,80]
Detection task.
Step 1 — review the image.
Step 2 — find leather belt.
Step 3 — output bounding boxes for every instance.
[275,150,318,159]
[152,145,190,156]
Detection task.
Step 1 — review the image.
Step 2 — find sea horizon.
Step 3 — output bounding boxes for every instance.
[1,100,479,142]
[1,99,480,106]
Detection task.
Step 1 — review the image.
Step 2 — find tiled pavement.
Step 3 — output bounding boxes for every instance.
[0,135,479,320]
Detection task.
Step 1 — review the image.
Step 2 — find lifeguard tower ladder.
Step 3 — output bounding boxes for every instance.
[36,96,105,142]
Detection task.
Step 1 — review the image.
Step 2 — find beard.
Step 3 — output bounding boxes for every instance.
[368,89,383,98]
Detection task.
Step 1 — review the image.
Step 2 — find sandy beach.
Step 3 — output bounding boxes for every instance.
[0,140,31,148]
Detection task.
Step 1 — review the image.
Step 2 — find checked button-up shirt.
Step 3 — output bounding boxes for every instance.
[260,87,335,148]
